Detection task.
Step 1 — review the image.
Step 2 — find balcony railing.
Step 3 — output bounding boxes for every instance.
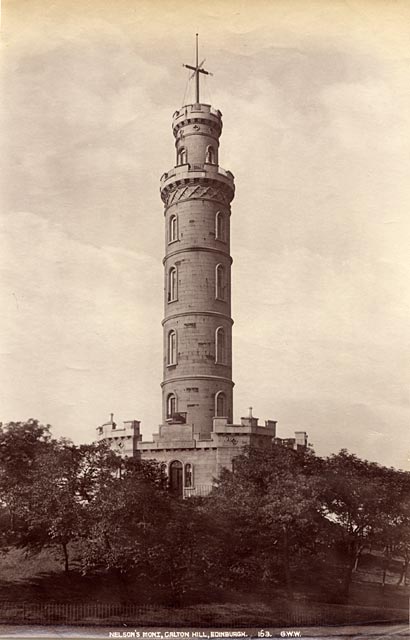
[183,484,214,498]
[166,412,187,424]
[160,163,234,186]
[172,104,222,120]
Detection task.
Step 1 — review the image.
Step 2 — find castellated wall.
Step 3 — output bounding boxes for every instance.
[136,419,278,497]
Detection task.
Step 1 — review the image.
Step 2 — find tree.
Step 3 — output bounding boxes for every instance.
[0,422,122,571]
[210,445,324,598]
[321,450,404,598]
[370,467,410,587]
[20,440,119,571]
[0,419,53,540]
[78,456,172,598]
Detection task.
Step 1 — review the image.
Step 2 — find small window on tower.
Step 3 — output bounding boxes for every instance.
[177,148,187,165]
[169,215,178,243]
[167,393,176,418]
[206,145,215,164]
[168,267,178,302]
[167,329,177,365]
[215,391,226,417]
[215,264,225,300]
[215,326,226,364]
[215,211,225,242]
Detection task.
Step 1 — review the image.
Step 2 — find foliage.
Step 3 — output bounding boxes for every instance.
[0,419,54,543]
[321,450,410,596]
[1,420,410,604]
[209,445,323,596]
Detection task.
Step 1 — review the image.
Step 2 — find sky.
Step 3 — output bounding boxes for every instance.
[1,0,410,469]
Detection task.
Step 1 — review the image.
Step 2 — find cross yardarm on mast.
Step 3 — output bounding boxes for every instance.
[183,33,212,104]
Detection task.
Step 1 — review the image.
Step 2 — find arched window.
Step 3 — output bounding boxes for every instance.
[215,326,226,364]
[169,215,178,243]
[215,264,225,300]
[215,391,226,417]
[177,147,187,165]
[168,267,177,302]
[167,329,177,365]
[184,463,193,488]
[206,145,215,164]
[215,211,225,241]
[167,393,176,418]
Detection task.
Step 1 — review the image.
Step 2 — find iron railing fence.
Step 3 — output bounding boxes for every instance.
[0,600,406,627]
[183,484,213,498]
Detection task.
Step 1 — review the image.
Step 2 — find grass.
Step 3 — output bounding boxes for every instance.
[0,546,61,583]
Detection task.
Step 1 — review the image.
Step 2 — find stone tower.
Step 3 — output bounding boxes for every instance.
[96,38,307,497]
[159,41,235,438]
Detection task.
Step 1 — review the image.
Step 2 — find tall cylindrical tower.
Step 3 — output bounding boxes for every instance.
[160,100,235,439]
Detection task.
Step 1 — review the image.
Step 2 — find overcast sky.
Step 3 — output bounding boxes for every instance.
[1,0,410,469]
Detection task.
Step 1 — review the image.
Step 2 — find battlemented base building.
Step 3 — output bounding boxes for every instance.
[97,38,307,497]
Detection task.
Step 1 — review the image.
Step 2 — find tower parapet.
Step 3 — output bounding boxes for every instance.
[160,162,234,209]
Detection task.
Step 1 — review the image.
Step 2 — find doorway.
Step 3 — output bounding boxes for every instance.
[169,460,183,496]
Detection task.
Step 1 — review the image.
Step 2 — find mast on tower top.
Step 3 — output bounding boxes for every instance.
[183,33,212,103]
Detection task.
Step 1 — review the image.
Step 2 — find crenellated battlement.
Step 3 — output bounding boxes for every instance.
[96,415,142,457]
[160,163,235,208]
[172,104,222,136]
